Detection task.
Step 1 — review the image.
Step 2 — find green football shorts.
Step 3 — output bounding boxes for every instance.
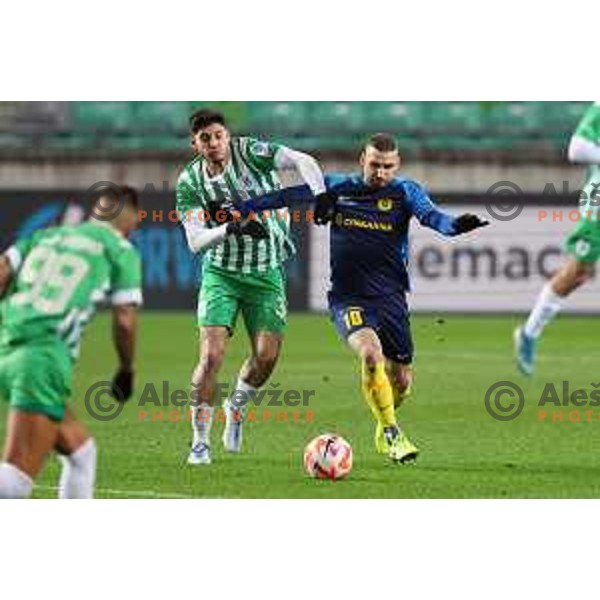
[565,219,600,263]
[0,339,72,421]
[197,264,288,335]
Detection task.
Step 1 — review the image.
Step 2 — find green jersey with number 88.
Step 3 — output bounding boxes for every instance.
[1,221,142,359]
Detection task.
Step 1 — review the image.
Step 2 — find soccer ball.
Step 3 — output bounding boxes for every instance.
[304,434,353,480]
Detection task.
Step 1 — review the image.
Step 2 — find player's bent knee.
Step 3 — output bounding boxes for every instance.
[394,369,412,392]
[56,410,90,456]
[251,359,278,382]
[393,373,412,394]
[200,348,226,373]
[254,349,280,374]
[0,462,33,499]
[361,347,384,367]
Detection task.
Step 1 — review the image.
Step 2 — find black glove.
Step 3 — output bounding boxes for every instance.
[314,192,338,225]
[226,219,269,239]
[111,368,134,401]
[206,199,240,223]
[454,213,489,234]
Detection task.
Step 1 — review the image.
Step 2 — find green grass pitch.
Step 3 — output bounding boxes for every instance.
[2,312,600,498]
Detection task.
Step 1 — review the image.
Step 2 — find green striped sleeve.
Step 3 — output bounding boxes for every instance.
[241,136,284,174]
[176,163,203,213]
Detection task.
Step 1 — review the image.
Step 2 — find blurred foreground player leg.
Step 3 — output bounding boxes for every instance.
[516,102,600,375]
[0,186,141,498]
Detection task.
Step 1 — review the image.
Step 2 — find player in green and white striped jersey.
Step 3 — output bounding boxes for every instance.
[0,186,142,498]
[177,137,295,275]
[516,102,600,375]
[176,108,330,465]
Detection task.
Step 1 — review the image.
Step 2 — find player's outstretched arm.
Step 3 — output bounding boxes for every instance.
[402,180,488,236]
[225,185,314,217]
[453,213,490,234]
[274,147,337,225]
[229,183,337,224]
[421,208,489,236]
[111,304,138,401]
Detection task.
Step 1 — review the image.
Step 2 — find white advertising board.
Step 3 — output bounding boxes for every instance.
[309,203,600,314]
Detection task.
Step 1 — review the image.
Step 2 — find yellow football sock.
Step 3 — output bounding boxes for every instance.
[361,360,397,427]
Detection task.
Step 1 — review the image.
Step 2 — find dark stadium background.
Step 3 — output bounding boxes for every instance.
[0,101,595,314]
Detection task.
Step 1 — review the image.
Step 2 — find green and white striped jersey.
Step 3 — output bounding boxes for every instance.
[575,102,600,218]
[1,221,142,359]
[176,137,295,274]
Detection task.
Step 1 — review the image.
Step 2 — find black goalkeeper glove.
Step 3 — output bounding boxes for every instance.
[454,213,490,235]
[226,219,269,239]
[314,192,338,225]
[111,368,134,401]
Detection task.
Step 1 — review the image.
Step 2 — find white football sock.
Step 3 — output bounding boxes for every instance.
[523,284,565,339]
[58,438,97,499]
[229,378,258,412]
[0,462,33,499]
[192,403,214,446]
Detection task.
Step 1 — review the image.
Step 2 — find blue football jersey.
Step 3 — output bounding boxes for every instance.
[325,174,457,299]
[228,173,459,298]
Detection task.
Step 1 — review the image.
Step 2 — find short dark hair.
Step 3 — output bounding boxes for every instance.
[118,185,139,209]
[366,133,398,153]
[91,184,139,209]
[190,109,227,134]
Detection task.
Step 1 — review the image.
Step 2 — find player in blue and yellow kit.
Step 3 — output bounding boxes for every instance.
[220,133,488,463]
[312,134,488,462]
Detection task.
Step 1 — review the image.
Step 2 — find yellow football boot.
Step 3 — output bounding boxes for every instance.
[375,422,388,455]
[388,432,419,464]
